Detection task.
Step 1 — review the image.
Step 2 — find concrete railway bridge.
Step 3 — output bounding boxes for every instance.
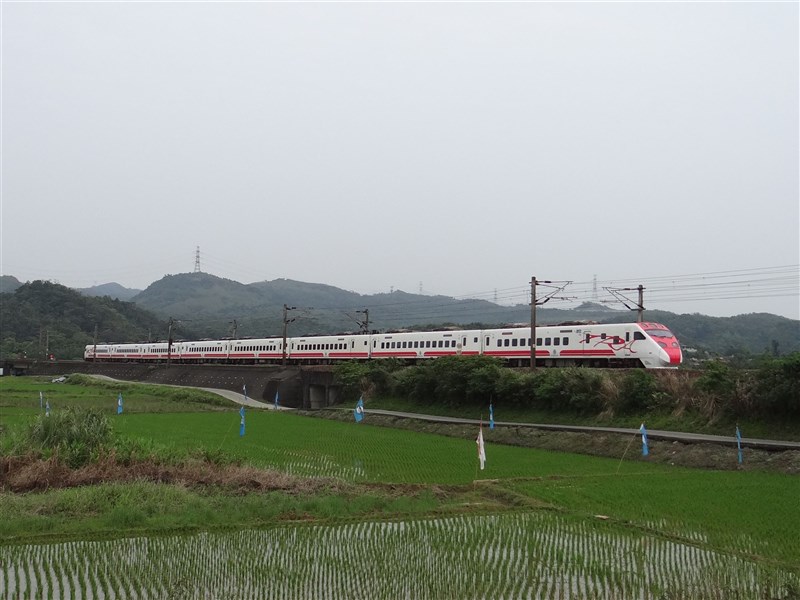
[3,359,339,409]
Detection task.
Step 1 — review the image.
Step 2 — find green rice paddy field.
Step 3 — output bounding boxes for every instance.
[1,377,798,598]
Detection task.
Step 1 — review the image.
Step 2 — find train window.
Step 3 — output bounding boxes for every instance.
[425,341,431,348]
[536,338,542,346]
[474,337,478,343]
[438,340,444,348]
[544,338,551,346]
[401,342,406,349]
[414,341,419,348]
[634,332,646,340]
[553,338,560,346]
[585,333,591,343]
[625,332,630,342]
[613,337,621,345]
[601,333,607,340]
[497,340,502,347]
[563,337,569,345]
[485,337,489,346]
[512,339,518,347]
[505,339,510,347]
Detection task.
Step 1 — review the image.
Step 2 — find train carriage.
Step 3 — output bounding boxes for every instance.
[371,329,483,360]
[290,334,370,363]
[226,339,283,364]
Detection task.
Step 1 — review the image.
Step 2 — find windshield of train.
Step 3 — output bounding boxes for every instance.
[644,328,675,339]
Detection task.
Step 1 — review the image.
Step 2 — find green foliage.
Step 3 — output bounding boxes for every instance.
[388,356,504,407]
[753,353,800,417]
[0,280,168,359]
[694,361,736,399]
[494,369,536,408]
[26,407,112,467]
[333,360,401,400]
[616,370,660,413]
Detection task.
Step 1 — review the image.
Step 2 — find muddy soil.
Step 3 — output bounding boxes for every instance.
[0,454,349,494]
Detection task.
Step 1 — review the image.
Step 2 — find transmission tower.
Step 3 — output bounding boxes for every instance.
[194,246,201,273]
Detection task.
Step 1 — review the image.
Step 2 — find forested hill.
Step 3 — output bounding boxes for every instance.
[0,281,167,360]
[1,276,798,360]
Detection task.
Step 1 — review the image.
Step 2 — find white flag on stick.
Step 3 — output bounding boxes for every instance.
[476,423,486,470]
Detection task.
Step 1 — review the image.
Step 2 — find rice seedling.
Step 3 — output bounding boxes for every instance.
[4,486,796,598]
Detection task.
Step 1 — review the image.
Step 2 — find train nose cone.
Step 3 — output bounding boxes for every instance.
[667,347,682,365]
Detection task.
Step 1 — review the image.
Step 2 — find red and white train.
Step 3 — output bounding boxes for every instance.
[85,322,682,368]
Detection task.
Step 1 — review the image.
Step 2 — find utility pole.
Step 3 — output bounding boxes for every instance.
[93,324,98,362]
[637,285,645,323]
[529,277,568,371]
[529,278,548,371]
[282,305,296,366]
[230,319,239,338]
[167,318,174,365]
[356,308,369,334]
[605,285,645,322]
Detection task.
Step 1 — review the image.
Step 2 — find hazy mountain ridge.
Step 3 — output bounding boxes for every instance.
[0,275,24,294]
[1,272,798,359]
[78,282,142,301]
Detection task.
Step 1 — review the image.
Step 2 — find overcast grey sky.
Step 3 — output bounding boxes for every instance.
[2,2,798,319]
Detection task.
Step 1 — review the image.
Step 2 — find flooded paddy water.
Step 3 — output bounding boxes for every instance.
[2,511,797,599]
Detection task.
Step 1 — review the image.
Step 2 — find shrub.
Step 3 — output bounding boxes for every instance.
[495,369,530,407]
[391,365,438,404]
[753,353,800,417]
[694,361,736,400]
[333,362,372,399]
[616,370,659,414]
[26,407,112,467]
[531,369,571,411]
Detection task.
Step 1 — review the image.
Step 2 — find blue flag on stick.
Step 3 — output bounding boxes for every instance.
[736,426,743,464]
[242,384,247,401]
[239,406,246,437]
[117,393,123,415]
[489,403,495,430]
[274,391,280,410]
[639,423,649,456]
[354,397,364,423]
